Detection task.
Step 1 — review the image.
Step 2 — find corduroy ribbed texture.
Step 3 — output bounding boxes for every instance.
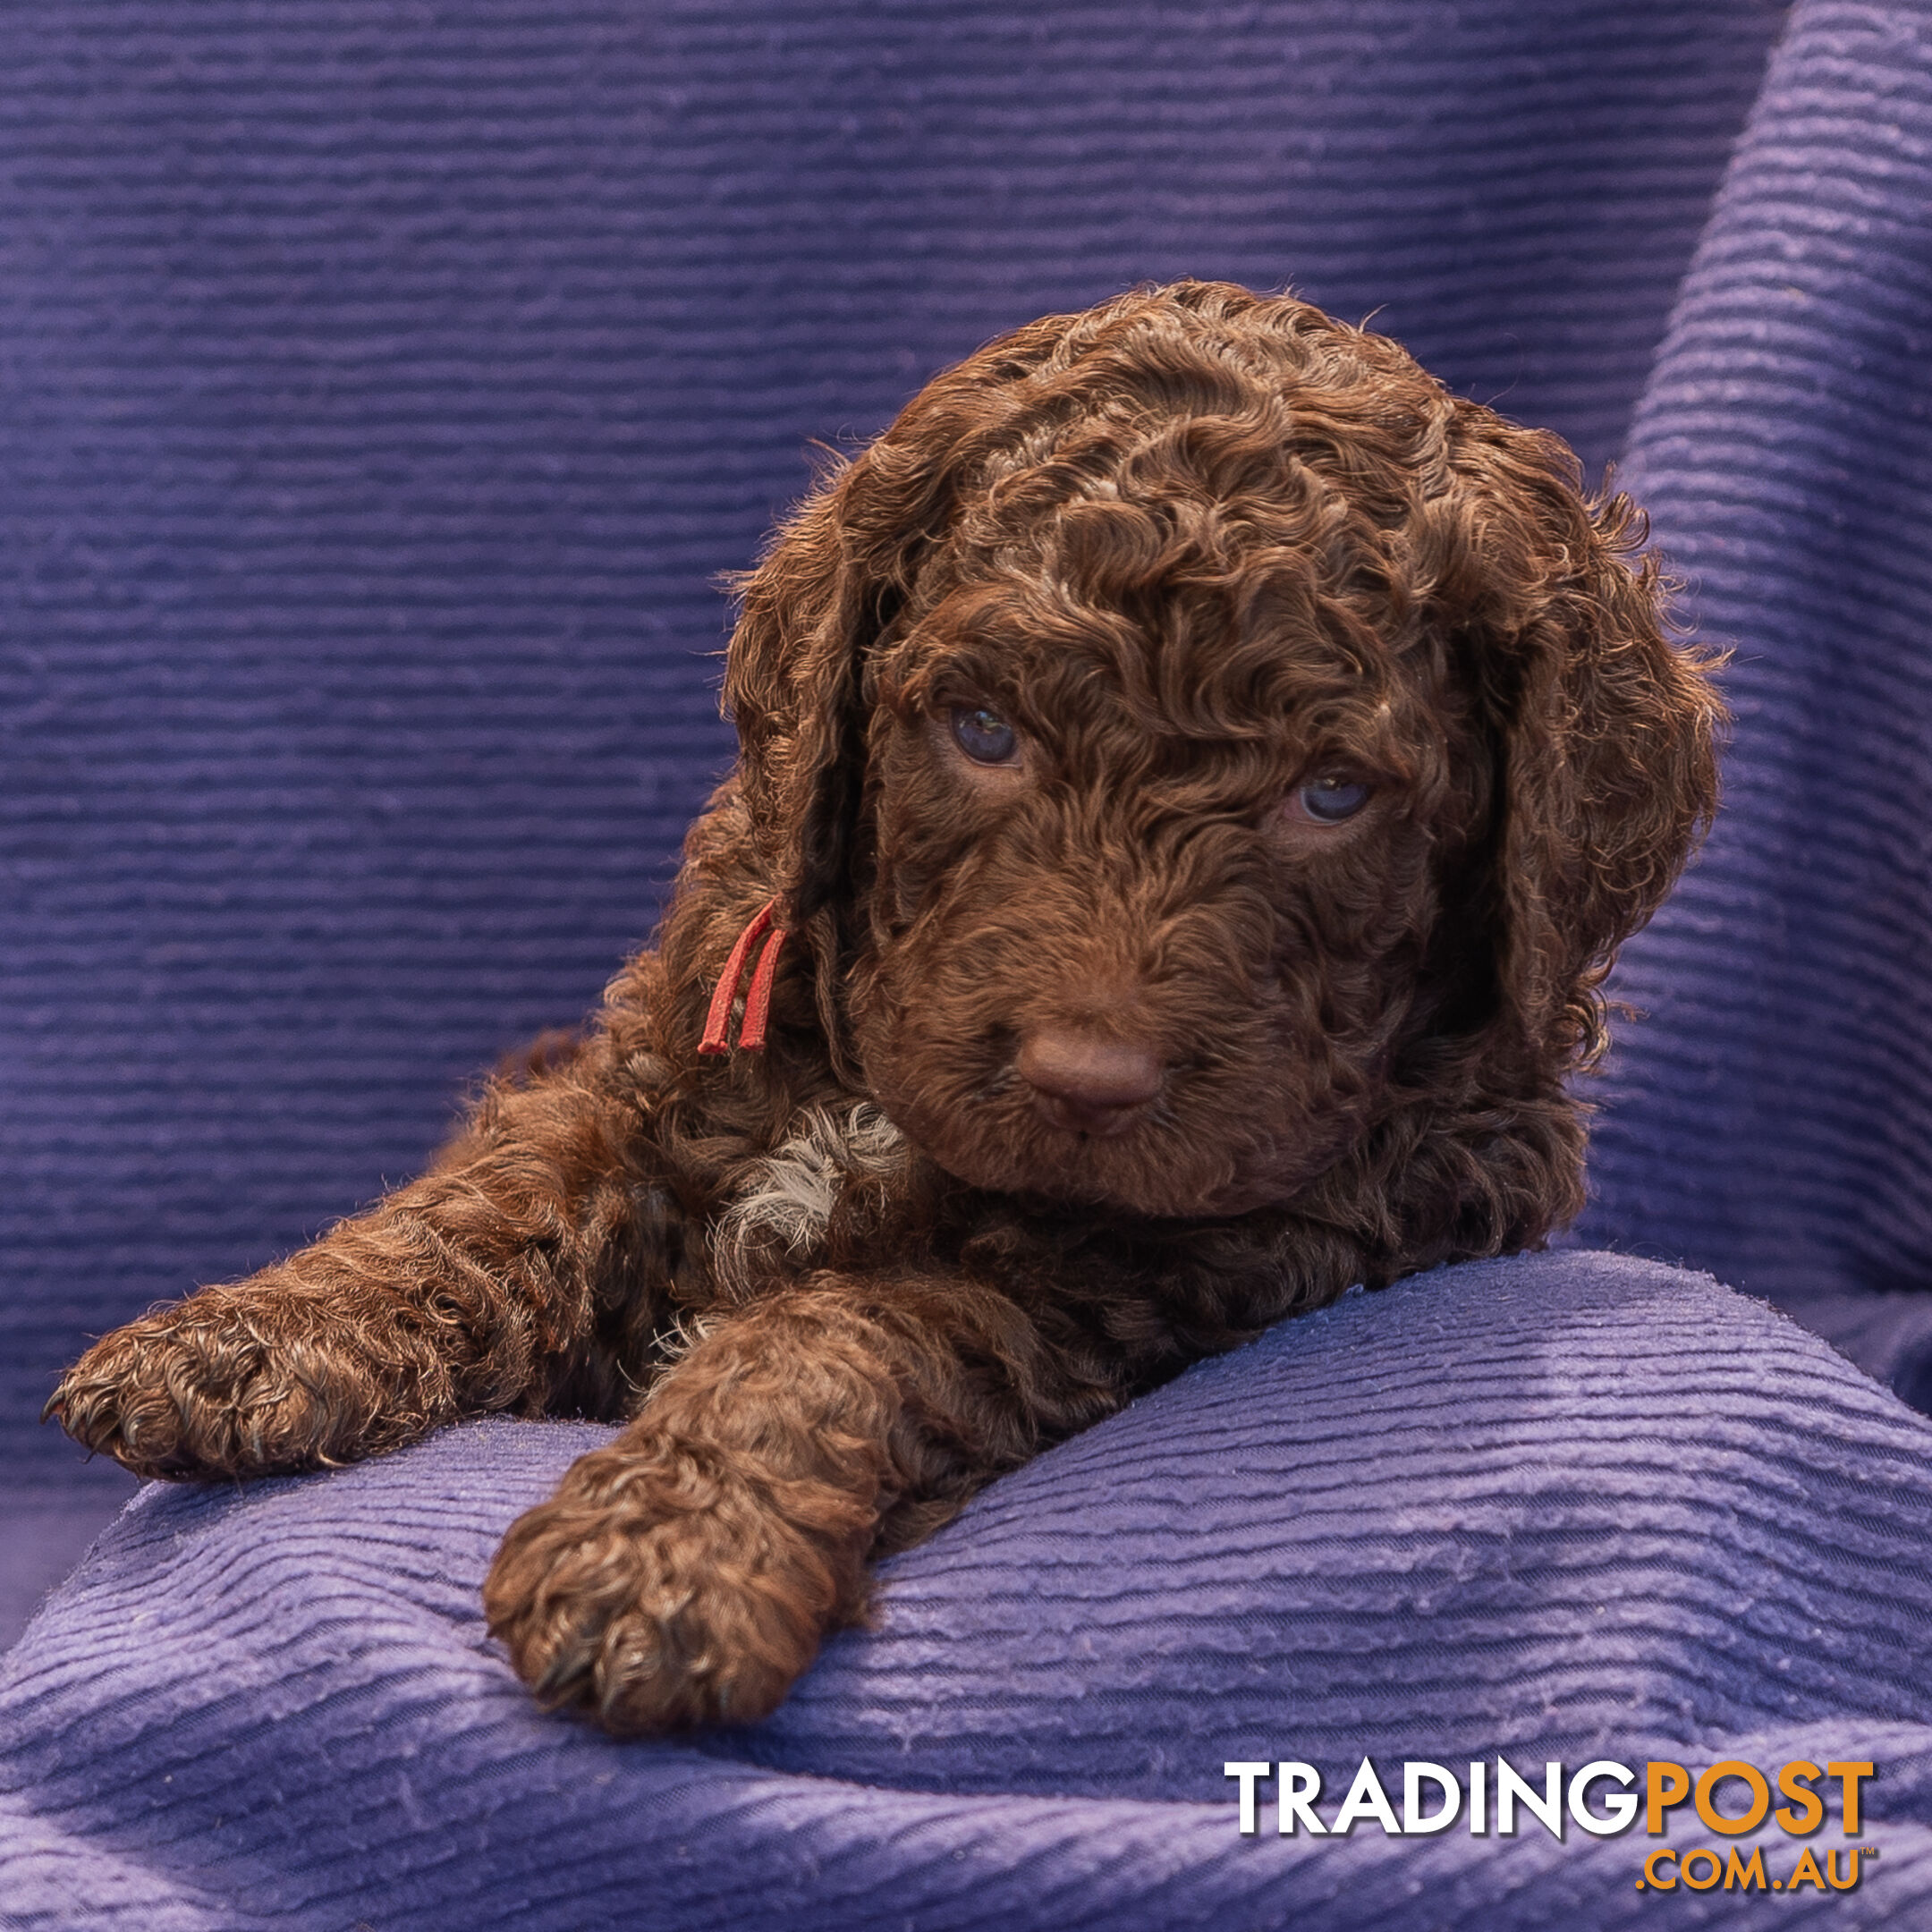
[1580,2,1932,1364]
[21,4,1932,1917]
[1,0,1788,1495]
[5,1252,1931,1929]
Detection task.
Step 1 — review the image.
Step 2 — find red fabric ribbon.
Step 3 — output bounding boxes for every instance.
[699,898,788,1055]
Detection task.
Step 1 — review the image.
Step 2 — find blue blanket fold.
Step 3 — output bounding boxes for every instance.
[8,1252,1932,1928]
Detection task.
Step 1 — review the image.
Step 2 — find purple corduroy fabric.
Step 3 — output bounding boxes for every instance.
[8,1251,1932,1930]
[1579,0,1932,1388]
[16,0,1932,1920]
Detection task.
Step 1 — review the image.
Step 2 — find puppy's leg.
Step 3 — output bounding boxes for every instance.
[484,1272,1118,1733]
[47,1060,663,1480]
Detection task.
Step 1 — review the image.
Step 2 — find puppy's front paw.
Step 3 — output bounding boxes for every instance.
[484,1437,869,1733]
[47,1292,398,1481]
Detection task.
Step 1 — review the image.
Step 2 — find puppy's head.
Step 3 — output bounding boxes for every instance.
[725,283,1720,1234]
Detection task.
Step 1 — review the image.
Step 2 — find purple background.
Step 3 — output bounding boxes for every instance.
[13,7,1932,1919]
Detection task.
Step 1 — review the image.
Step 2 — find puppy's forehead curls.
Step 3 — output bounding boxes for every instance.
[722,279,1719,1239]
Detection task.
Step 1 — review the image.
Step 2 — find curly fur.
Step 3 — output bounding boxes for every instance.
[49,282,1723,1734]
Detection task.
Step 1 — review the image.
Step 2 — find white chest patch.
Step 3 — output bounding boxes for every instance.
[711,1104,909,1292]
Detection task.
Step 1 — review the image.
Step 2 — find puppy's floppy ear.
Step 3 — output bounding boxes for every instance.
[724,407,989,926]
[1429,411,1724,1068]
[722,471,880,924]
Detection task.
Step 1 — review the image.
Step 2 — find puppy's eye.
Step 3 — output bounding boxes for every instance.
[1293,775,1371,824]
[950,704,1019,766]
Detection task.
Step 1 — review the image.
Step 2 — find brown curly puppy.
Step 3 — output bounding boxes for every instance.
[50,282,1722,1734]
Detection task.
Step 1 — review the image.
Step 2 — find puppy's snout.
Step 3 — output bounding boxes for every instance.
[1016,1029,1163,1138]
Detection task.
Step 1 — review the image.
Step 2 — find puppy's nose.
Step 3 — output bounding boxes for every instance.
[1015,1030,1163,1138]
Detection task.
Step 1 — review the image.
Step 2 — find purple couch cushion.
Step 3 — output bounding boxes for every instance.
[7,1250,1932,1928]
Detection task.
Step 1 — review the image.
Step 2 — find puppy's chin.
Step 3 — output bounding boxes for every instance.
[882,1101,1327,1222]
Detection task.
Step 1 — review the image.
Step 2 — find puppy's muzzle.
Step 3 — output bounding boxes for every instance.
[1015,1029,1163,1139]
